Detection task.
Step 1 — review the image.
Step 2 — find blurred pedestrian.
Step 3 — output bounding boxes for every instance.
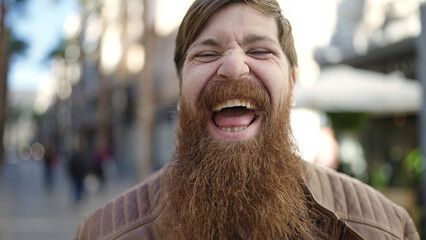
[92,135,112,187]
[68,133,90,204]
[43,141,58,192]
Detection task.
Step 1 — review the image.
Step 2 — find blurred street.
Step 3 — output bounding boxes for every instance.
[0,155,136,240]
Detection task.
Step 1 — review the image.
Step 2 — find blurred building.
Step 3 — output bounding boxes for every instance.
[4,90,37,162]
[34,0,181,181]
[313,0,423,232]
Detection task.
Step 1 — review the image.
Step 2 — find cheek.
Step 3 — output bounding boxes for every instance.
[181,81,199,109]
[251,66,290,108]
[181,65,216,109]
[269,80,289,108]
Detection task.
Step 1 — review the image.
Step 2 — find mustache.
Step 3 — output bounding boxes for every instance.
[198,80,271,113]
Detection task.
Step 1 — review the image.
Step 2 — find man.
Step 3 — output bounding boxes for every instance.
[75,0,419,239]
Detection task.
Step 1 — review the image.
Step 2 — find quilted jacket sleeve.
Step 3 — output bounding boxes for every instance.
[403,209,420,240]
[307,163,420,240]
[74,168,165,240]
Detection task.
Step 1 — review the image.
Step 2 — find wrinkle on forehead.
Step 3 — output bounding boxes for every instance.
[191,33,278,50]
[194,4,278,42]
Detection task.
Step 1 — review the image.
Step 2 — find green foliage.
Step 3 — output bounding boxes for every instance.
[6,106,21,122]
[48,38,79,60]
[9,33,27,55]
[326,112,369,133]
[1,1,29,56]
[369,162,392,188]
[402,148,424,185]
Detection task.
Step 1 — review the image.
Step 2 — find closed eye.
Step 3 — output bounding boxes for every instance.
[247,48,272,59]
[194,51,220,62]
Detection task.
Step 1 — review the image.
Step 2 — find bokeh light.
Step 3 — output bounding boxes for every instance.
[126,43,145,74]
[31,142,45,161]
[18,143,32,161]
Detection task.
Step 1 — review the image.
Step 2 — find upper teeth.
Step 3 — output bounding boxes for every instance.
[213,99,254,112]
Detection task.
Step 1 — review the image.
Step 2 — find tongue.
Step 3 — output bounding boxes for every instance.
[213,107,255,128]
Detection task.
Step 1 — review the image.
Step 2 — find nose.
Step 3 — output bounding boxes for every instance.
[217,53,249,80]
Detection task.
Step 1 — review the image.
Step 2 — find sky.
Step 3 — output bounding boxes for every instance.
[7,0,80,92]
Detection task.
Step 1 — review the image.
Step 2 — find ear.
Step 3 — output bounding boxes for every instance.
[290,69,296,94]
[290,70,297,108]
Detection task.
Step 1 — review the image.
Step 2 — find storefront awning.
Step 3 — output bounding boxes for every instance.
[295,65,422,113]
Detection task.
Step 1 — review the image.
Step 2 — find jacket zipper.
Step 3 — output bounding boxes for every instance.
[338,223,347,240]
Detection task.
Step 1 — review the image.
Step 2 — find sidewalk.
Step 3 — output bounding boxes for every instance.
[0,156,137,240]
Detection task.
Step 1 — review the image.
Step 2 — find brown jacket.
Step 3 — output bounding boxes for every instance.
[75,163,419,239]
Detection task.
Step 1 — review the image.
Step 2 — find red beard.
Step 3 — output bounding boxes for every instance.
[157,80,311,239]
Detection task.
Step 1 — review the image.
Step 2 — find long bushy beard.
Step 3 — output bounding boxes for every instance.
[157,80,311,239]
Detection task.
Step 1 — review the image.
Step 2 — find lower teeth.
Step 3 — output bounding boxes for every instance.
[220,126,247,132]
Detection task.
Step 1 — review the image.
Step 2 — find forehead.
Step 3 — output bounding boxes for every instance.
[194,3,279,45]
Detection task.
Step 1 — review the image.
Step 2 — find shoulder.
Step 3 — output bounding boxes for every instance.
[74,167,166,240]
[306,162,419,239]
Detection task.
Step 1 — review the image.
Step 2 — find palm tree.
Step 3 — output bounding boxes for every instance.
[0,0,27,166]
[0,0,9,166]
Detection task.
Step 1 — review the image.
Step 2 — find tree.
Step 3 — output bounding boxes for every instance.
[0,0,27,165]
[0,0,9,166]
[137,0,156,180]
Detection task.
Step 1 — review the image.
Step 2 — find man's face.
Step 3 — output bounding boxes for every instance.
[158,5,310,238]
[181,3,294,141]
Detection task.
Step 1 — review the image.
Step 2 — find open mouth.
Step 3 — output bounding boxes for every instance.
[212,99,257,133]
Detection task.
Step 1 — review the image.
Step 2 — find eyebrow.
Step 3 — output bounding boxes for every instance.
[242,34,277,46]
[192,38,222,49]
